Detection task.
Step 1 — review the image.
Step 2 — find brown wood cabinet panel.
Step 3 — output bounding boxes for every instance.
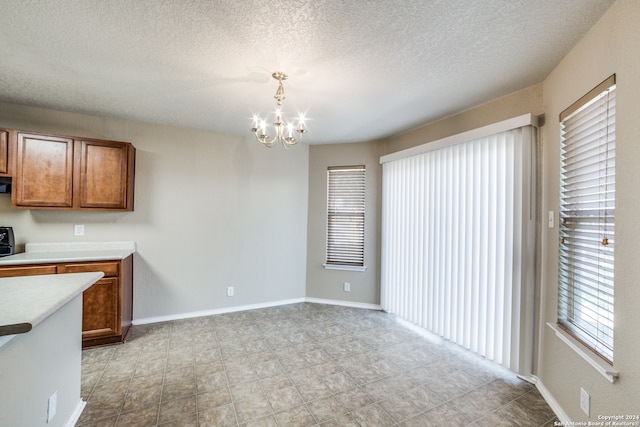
[0,255,133,348]
[14,132,74,207]
[62,261,119,277]
[82,277,119,340]
[0,264,58,278]
[78,139,134,209]
[0,129,8,175]
[8,129,134,210]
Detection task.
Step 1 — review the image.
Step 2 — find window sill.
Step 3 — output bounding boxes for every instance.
[323,264,367,272]
[547,322,619,383]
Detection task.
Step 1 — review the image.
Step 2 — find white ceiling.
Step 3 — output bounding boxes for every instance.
[0,0,615,144]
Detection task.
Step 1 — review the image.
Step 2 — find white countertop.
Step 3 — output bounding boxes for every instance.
[0,241,136,265]
[0,271,104,340]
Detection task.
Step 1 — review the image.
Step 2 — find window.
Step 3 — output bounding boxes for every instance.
[558,75,616,364]
[325,165,366,270]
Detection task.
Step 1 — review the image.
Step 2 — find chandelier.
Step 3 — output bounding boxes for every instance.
[251,71,307,148]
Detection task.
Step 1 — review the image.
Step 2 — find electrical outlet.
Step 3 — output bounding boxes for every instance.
[344,282,351,292]
[47,391,57,423]
[227,286,234,297]
[74,224,85,236]
[580,387,590,416]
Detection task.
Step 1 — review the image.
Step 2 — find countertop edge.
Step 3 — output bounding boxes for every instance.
[0,242,136,266]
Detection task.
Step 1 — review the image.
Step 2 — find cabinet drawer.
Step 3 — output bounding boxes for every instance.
[0,265,59,278]
[63,261,119,277]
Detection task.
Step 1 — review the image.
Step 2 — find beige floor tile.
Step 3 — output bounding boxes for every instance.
[234,393,272,423]
[197,387,233,411]
[115,405,159,427]
[274,404,316,426]
[122,385,162,413]
[265,385,304,412]
[157,395,196,424]
[197,403,237,427]
[306,395,346,423]
[81,303,557,427]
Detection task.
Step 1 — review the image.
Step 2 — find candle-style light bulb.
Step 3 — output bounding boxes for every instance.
[297,113,306,132]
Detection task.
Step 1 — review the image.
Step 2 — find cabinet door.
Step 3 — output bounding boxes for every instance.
[82,277,119,339]
[0,129,8,175]
[15,133,74,207]
[78,139,133,209]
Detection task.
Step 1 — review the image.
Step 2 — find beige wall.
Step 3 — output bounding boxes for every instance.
[538,0,640,419]
[385,84,544,155]
[304,78,544,308]
[0,103,309,320]
[306,141,384,305]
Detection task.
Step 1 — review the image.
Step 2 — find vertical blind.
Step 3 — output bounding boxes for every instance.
[381,123,537,375]
[558,75,616,363]
[326,166,366,268]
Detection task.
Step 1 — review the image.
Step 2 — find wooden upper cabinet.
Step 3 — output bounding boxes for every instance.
[78,139,134,209]
[14,132,74,207]
[0,129,8,175]
[12,131,135,210]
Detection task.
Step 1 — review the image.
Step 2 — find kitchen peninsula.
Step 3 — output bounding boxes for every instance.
[0,241,135,348]
[0,272,103,427]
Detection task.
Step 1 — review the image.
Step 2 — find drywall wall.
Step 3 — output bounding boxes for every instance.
[306,141,384,305]
[0,296,83,427]
[304,84,544,307]
[539,0,640,419]
[385,84,543,155]
[0,103,309,321]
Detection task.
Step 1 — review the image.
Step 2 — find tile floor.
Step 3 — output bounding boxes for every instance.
[77,303,558,426]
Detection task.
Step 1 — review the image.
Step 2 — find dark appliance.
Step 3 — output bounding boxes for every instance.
[0,176,11,193]
[0,226,15,257]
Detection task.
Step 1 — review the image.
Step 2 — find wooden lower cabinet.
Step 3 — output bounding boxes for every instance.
[81,277,118,341]
[0,255,133,348]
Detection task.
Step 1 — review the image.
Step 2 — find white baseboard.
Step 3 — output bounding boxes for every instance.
[132,298,306,325]
[132,297,381,326]
[64,399,86,427]
[305,297,382,311]
[532,375,570,424]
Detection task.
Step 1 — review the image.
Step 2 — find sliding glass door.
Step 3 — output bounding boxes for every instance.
[381,121,537,375]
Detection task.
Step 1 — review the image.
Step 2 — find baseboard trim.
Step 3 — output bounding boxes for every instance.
[132,298,306,325]
[64,399,86,427]
[532,375,570,424]
[132,297,381,325]
[305,297,382,311]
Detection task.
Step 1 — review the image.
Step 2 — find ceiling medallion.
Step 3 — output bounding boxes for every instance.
[251,71,307,148]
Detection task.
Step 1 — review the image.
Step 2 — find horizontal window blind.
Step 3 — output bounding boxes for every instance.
[558,75,615,363]
[381,124,537,375]
[326,166,365,267]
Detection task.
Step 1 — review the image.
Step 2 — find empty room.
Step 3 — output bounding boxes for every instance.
[0,1,638,426]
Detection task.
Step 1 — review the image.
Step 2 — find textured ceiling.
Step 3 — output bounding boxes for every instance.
[0,0,615,144]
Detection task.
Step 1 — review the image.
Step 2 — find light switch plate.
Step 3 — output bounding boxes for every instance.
[548,211,555,229]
